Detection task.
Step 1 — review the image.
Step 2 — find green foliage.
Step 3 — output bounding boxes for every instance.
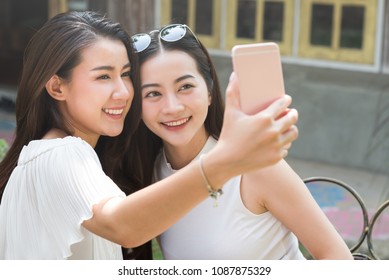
[0,138,9,162]
[152,238,164,260]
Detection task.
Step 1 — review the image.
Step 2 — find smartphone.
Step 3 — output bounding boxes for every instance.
[231,42,285,115]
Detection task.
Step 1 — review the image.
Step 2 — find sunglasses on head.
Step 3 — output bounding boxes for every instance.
[131,24,200,53]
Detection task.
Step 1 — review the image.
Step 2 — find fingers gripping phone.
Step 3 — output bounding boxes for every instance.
[232,42,285,115]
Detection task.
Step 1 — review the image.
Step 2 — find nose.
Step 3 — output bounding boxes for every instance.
[162,93,184,114]
[112,78,132,100]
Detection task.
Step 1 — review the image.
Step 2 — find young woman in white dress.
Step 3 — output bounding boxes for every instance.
[132,24,353,260]
[0,12,299,260]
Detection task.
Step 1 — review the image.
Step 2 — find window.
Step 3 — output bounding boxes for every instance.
[310,4,333,47]
[299,0,377,64]
[263,1,285,42]
[236,0,257,39]
[160,0,221,49]
[195,0,213,35]
[158,0,382,67]
[340,5,364,49]
[170,0,189,23]
[226,0,294,55]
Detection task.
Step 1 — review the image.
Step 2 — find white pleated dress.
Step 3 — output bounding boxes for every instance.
[155,137,305,260]
[0,136,125,259]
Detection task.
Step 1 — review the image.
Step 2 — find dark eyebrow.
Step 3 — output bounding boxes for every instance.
[91,65,113,71]
[141,74,195,90]
[123,62,131,69]
[91,62,131,71]
[175,74,194,83]
[141,83,159,90]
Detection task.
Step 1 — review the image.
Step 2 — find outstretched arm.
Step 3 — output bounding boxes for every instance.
[243,160,353,260]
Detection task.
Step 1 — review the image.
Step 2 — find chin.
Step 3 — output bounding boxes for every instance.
[104,129,124,137]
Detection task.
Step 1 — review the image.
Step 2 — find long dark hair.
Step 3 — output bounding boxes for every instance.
[127,26,225,189]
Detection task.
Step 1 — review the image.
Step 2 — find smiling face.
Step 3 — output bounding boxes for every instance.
[140,50,210,156]
[58,37,133,146]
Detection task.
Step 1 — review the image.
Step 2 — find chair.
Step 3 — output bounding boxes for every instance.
[304,177,374,260]
[366,200,389,260]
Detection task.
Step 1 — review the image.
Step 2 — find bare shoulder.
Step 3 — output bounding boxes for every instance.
[244,159,303,191]
[241,160,307,212]
[240,160,289,213]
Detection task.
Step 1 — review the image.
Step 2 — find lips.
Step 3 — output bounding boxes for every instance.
[162,117,191,127]
[102,108,124,115]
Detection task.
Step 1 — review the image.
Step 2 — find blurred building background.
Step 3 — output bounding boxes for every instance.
[1,0,388,188]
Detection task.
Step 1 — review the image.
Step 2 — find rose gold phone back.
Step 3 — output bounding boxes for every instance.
[232,42,285,115]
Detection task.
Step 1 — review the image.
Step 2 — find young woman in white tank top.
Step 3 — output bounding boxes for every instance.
[133,24,352,260]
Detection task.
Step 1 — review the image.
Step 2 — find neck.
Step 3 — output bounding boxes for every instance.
[42,128,68,140]
[163,131,209,170]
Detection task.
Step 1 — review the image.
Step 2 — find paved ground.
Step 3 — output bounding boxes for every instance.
[287,156,389,259]
[288,157,389,210]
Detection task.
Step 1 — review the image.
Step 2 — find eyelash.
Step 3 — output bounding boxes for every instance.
[143,83,195,98]
[145,91,161,98]
[97,74,110,80]
[97,71,132,80]
[121,71,132,78]
[179,83,194,91]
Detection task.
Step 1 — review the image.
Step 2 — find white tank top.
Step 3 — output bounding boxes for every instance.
[154,137,305,260]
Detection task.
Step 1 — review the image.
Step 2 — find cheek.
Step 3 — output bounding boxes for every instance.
[192,96,210,122]
[141,110,162,138]
[125,79,134,93]
[125,81,135,104]
[200,101,210,121]
[141,103,156,127]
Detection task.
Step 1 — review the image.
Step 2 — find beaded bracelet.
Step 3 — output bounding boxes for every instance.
[199,154,223,207]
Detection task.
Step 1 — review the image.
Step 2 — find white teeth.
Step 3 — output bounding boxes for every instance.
[164,117,190,127]
[103,108,124,115]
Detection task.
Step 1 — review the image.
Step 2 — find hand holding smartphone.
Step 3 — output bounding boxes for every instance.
[232,42,285,115]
